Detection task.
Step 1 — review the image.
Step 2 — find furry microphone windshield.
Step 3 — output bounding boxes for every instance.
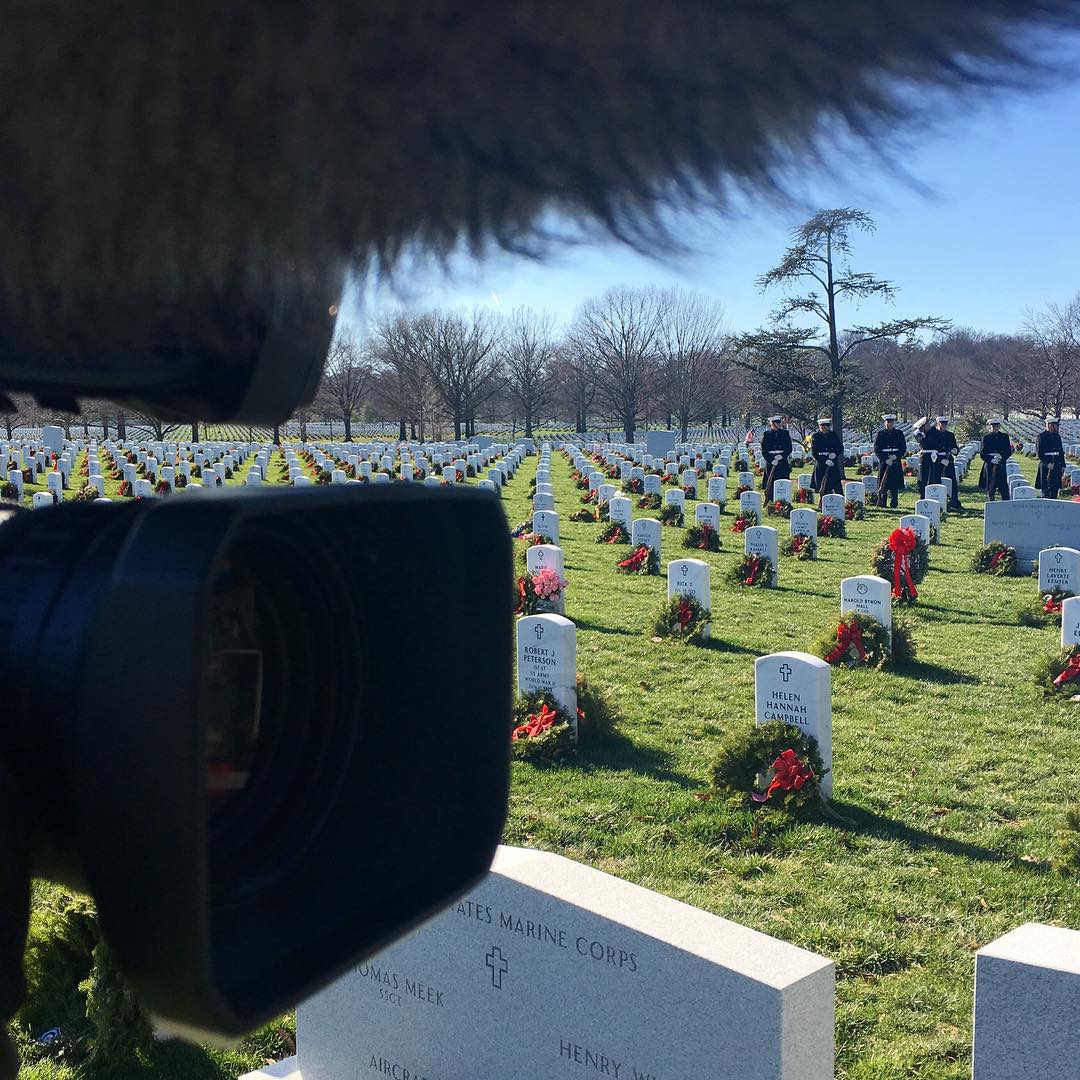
[0,2,1075,419]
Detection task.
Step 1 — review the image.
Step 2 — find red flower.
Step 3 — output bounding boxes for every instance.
[751,749,815,803]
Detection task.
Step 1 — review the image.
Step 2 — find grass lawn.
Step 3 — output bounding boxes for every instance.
[12,442,1080,1078]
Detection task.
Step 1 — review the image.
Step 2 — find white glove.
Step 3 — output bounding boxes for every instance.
[992,454,1002,464]
[930,451,938,461]
[827,453,835,461]
[771,452,782,461]
[887,455,896,465]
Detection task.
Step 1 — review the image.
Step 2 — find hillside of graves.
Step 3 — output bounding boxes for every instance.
[7,432,1080,1080]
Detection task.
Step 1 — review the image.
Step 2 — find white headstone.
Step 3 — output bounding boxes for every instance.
[706,476,726,502]
[693,502,721,531]
[1038,547,1080,594]
[924,483,948,511]
[1060,596,1080,646]
[772,478,793,503]
[666,558,711,640]
[608,496,633,529]
[797,474,812,490]
[899,514,930,548]
[532,511,560,543]
[739,489,763,518]
[532,493,555,512]
[789,508,817,537]
[631,517,661,555]
[843,481,865,504]
[914,498,941,540]
[743,526,779,586]
[516,614,577,730]
[32,491,55,509]
[644,474,662,496]
[663,488,685,511]
[754,651,833,797]
[820,494,844,520]
[526,544,565,579]
[840,575,892,643]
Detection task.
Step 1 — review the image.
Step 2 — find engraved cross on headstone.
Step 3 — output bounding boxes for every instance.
[534,624,544,641]
[485,946,508,989]
[779,663,792,683]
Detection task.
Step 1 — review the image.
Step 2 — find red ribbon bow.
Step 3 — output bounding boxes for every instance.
[751,749,814,803]
[1053,655,1080,687]
[618,546,649,572]
[888,527,918,600]
[744,555,762,585]
[1044,594,1063,615]
[990,549,1006,569]
[512,702,560,740]
[676,599,694,628]
[696,525,714,550]
[824,619,867,664]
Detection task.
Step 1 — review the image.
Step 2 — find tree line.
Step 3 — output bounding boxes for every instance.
[2,209,1076,442]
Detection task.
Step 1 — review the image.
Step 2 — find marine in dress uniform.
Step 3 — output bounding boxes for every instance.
[979,420,1012,501]
[915,418,946,499]
[760,416,793,501]
[932,416,963,511]
[872,413,906,508]
[810,417,844,497]
[1036,418,1065,499]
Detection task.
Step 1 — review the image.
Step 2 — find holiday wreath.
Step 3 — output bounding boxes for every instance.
[683,523,721,552]
[648,594,709,644]
[710,721,827,812]
[726,554,774,587]
[869,527,927,603]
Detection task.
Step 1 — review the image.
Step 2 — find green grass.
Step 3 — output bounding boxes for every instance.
[503,451,1079,1080]
[13,446,1080,1078]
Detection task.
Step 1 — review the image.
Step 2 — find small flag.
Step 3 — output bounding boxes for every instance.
[744,428,754,446]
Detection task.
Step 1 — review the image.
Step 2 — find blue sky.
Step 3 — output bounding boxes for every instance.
[344,66,1080,337]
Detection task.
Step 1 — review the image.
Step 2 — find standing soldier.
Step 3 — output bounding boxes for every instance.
[1036,417,1065,499]
[914,416,945,498]
[872,413,907,508]
[933,416,964,511]
[760,416,793,501]
[979,419,1012,501]
[810,417,844,497]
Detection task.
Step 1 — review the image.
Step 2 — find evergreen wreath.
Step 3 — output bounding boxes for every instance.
[681,484,698,501]
[511,693,575,763]
[1018,588,1074,627]
[971,541,1017,576]
[1032,644,1080,699]
[811,609,916,670]
[766,498,792,518]
[0,481,18,500]
[818,514,846,538]
[617,544,660,575]
[869,530,928,603]
[648,594,709,644]
[844,499,865,521]
[793,487,814,503]
[569,507,599,523]
[660,504,684,527]
[595,521,631,544]
[683,524,721,552]
[622,477,644,495]
[726,553,774,587]
[730,510,758,533]
[72,484,100,502]
[781,534,817,559]
[710,721,827,812]
[734,484,752,498]
[637,493,662,510]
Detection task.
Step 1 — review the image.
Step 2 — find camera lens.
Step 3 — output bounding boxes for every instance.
[201,559,265,808]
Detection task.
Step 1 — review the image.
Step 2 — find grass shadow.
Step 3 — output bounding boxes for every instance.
[575,730,699,789]
[824,802,1050,872]
[892,658,979,685]
[573,618,640,638]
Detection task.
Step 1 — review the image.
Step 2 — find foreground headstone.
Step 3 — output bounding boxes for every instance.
[973,923,1080,1080]
[1038,547,1080,595]
[754,652,832,797]
[744,525,779,586]
[516,614,576,728]
[840,575,892,643]
[667,558,710,640]
[289,846,834,1080]
[1061,596,1080,646]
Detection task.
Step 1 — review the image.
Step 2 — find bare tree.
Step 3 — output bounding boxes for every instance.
[503,309,558,438]
[419,310,504,440]
[741,209,950,434]
[1023,296,1080,420]
[130,413,183,441]
[570,286,666,444]
[319,331,374,441]
[552,345,598,433]
[657,290,730,441]
[368,313,441,440]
